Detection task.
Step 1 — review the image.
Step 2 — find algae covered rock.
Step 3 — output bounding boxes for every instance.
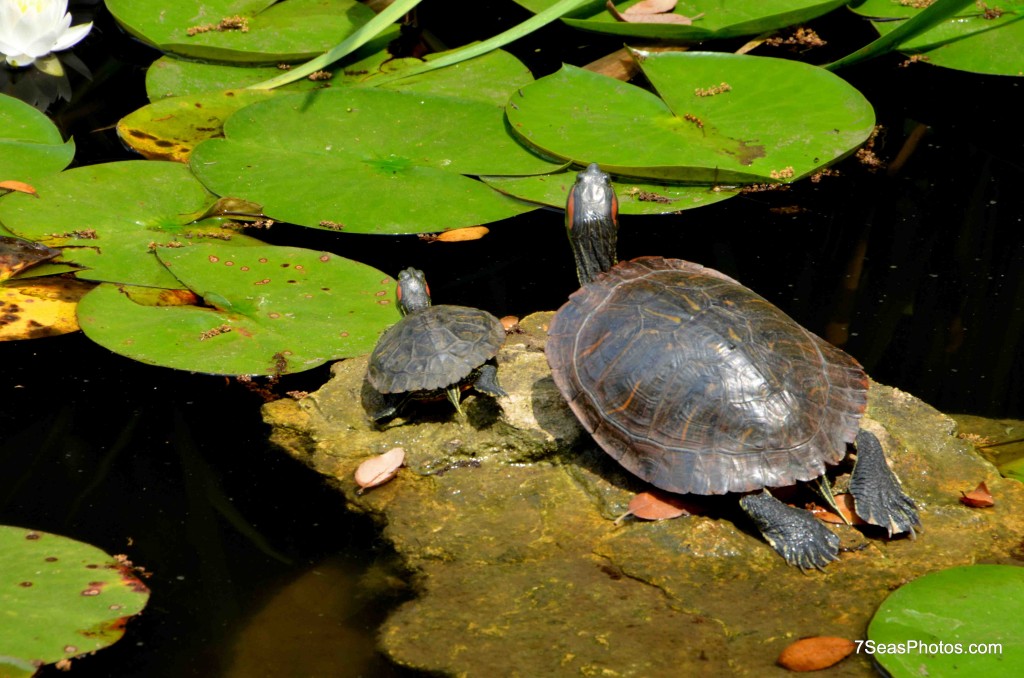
[263,313,1024,676]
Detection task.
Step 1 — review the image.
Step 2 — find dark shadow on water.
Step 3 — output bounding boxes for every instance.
[0,333,418,677]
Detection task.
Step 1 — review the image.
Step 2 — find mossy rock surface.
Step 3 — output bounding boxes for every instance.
[263,313,1024,676]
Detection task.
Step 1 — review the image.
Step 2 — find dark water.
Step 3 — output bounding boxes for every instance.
[2,2,1023,676]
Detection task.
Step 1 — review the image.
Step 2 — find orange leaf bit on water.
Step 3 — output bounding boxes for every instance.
[777,636,855,672]
[355,447,405,493]
[614,490,704,525]
[960,481,994,508]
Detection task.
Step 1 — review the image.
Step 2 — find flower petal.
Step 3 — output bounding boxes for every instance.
[52,21,92,52]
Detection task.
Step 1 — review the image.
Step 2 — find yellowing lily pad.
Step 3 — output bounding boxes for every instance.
[0,277,92,340]
[118,89,277,162]
[77,243,400,375]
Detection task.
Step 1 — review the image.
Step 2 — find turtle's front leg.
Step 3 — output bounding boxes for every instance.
[739,490,840,572]
[849,429,921,537]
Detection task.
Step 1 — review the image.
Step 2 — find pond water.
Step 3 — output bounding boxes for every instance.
[2,1,1023,676]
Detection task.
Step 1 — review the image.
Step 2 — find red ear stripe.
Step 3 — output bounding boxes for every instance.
[565,186,577,230]
[610,193,619,226]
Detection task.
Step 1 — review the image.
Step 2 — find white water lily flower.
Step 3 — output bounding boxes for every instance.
[0,0,92,68]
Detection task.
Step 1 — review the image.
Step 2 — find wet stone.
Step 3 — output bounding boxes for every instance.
[263,312,1024,676]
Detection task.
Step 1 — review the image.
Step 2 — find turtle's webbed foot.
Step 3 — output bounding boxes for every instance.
[850,430,921,538]
[740,490,840,572]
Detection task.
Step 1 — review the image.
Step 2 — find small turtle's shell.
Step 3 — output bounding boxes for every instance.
[368,305,505,394]
[546,256,868,495]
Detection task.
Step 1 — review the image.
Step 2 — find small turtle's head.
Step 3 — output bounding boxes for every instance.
[396,268,431,316]
[565,163,619,286]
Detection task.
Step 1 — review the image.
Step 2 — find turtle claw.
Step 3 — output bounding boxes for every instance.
[740,490,840,571]
[445,385,465,416]
[850,430,921,538]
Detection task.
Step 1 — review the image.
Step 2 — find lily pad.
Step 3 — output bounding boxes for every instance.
[104,0,375,63]
[0,93,75,183]
[0,161,266,289]
[77,243,399,375]
[506,52,875,182]
[0,277,92,340]
[190,89,556,234]
[133,50,536,162]
[118,89,278,161]
[146,40,532,107]
[481,170,739,214]
[513,0,847,40]
[0,525,149,677]
[852,0,1024,76]
[868,564,1024,676]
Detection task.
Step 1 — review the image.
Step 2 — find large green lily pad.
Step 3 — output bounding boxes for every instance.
[513,0,847,40]
[851,0,1024,76]
[506,52,875,182]
[0,161,265,289]
[190,88,557,234]
[0,525,149,678]
[146,45,533,108]
[868,565,1024,676]
[481,170,739,214]
[77,243,399,375]
[104,0,374,63]
[133,50,536,162]
[0,93,75,184]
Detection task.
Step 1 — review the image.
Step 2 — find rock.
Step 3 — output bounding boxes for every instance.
[263,312,1024,676]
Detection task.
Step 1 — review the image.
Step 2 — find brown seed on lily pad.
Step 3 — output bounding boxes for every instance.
[614,490,704,525]
[777,636,855,672]
[355,447,405,493]
[960,481,994,508]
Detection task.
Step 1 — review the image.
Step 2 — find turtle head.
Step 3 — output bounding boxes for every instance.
[565,163,618,286]
[395,268,431,316]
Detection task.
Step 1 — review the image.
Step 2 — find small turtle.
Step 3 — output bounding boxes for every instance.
[546,164,920,570]
[365,268,506,422]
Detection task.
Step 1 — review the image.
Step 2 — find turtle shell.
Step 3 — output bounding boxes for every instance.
[368,305,505,394]
[546,256,868,495]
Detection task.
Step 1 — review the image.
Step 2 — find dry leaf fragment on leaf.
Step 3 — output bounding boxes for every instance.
[613,490,704,524]
[355,447,405,493]
[0,180,38,196]
[606,0,703,24]
[623,0,678,13]
[960,481,994,508]
[807,493,866,525]
[777,636,855,672]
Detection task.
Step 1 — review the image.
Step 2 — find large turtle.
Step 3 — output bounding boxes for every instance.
[365,268,506,421]
[546,164,920,570]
